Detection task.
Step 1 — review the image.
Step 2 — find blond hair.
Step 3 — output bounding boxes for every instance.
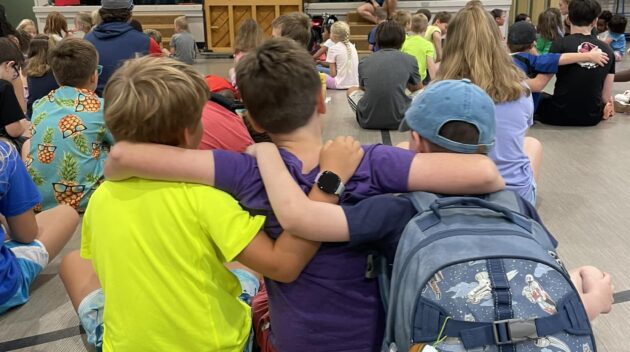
[436,0,527,103]
[234,18,265,54]
[91,9,102,28]
[393,10,412,29]
[174,16,189,31]
[25,35,50,77]
[330,21,353,75]
[103,56,208,146]
[17,19,36,33]
[75,12,93,33]
[411,13,428,34]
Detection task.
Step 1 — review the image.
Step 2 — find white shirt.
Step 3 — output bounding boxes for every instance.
[326,41,359,89]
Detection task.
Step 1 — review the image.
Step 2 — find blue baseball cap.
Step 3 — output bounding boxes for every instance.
[101,0,134,9]
[399,79,496,154]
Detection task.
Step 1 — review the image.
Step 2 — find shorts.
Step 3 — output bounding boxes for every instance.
[0,240,48,314]
[347,89,364,113]
[520,178,537,206]
[77,269,260,352]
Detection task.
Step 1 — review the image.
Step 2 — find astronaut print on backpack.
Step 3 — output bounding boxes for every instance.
[420,259,595,352]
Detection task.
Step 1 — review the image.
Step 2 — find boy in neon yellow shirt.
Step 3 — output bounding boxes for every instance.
[58,56,359,352]
[402,13,437,82]
[424,11,451,62]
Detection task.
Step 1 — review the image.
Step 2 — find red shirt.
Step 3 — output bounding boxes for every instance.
[149,38,162,55]
[199,101,253,152]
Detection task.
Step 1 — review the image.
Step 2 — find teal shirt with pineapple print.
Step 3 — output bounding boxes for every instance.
[27,86,113,212]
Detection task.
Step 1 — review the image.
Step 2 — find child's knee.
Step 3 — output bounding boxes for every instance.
[59,250,82,282]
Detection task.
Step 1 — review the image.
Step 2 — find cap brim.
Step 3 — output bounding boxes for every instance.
[398,119,411,132]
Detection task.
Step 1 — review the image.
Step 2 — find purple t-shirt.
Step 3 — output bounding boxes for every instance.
[213,144,415,352]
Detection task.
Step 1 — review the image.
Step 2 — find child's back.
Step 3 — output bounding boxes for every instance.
[27,38,112,212]
[171,16,196,65]
[402,14,435,81]
[84,178,261,351]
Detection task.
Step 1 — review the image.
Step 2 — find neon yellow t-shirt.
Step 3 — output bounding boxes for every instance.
[402,35,436,81]
[424,25,441,42]
[81,178,265,352]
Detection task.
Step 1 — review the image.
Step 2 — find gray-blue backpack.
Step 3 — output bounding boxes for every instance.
[381,191,596,352]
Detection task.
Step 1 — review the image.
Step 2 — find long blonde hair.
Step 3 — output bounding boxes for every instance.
[330,21,353,74]
[234,19,265,54]
[435,0,527,103]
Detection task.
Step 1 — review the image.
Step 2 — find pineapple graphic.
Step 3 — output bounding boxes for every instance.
[75,92,101,112]
[73,134,89,155]
[58,114,86,139]
[86,173,104,191]
[91,128,106,159]
[54,153,85,209]
[37,128,57,164]
[30,111,47,137]
[27,166,44,186]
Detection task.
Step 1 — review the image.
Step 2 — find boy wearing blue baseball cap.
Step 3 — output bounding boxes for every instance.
[249,78,614,325]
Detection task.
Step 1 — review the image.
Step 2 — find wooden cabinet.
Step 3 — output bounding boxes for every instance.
[205,0,302,52]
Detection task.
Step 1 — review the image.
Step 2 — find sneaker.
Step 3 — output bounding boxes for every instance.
[614,90,630,104]
[614,99,630,114]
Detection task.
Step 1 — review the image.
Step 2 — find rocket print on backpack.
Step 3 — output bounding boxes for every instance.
[382,190,596,352]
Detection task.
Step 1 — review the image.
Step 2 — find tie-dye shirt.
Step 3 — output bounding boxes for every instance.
[26,86,113,212]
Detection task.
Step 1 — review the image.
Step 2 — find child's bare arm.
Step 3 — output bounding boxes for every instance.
[7,210,38,243]
[427,56,438,81]
[526,73,553,92]
[559,51,609,66]
[570,266,613,320]
[407,153,504,194]
[433,32,443,62]
[329,63,337,77]
[312,46,328,60]
[105,141,215,185]
[602,74,614,102]
[250,138,364,242]
[603,37,613,45]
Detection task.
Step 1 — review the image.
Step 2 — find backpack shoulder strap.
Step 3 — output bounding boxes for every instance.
[402,192,439,213]
[482,190,524,214]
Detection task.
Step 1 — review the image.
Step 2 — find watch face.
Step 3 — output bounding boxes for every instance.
[318,171,341,193]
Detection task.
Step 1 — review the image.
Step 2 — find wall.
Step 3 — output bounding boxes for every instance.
[0,0,36,28]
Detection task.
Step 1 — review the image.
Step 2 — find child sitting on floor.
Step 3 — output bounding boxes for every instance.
[58,54,355,351]
[251,80,614,324]
[27,38,113,212]
[402,13,437,83]
[144,28,171,56]
[536,8,563,55]
[230,19,265,86]
[367,7,387,52]
[596,10,612,40]
[425,11,450,62]
[0,38,30,152]
[313,17,338,74]
[0,140,78,315]
[348,21,421,130]
[603,14,627,61]
[102,38,504,352]
[170,16,197,65]
[325,21,359,89]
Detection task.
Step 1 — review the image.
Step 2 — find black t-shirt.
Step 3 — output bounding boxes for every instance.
[0,79,25,132]
[546,34,615,126]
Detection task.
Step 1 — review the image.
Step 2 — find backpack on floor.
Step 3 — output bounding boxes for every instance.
[382,191,596,352]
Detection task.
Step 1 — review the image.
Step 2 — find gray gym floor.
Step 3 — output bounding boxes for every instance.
[0,58,629,351]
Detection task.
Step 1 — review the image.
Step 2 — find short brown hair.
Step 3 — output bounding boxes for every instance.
[271,12,311,48]
[144,28,162,44]
[103,56,208,146]
[236,38,320,134]
[411,13,428,34]
[426,121,482,154]
[48,38,98,87]
[433,11,451,24]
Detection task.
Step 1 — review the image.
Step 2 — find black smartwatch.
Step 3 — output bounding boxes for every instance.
[315,171,345,196]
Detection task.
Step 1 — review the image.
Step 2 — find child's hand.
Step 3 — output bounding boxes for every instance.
[580,266,614,315]
[319,136,364,183]
[245,142,277,158]
[588,49,609,67]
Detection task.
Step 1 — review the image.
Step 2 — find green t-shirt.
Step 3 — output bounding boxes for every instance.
[402,35,435,80]
[536,37,553,55]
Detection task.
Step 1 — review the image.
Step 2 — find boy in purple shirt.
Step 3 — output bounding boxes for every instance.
[105,39,504,351]
[251,79,614,325]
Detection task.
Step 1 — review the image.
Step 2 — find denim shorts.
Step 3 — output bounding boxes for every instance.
[0,240,48,314]
[78,269,260,351]
[521,178,538,206]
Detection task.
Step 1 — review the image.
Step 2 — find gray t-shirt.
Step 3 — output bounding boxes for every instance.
[356,49,420,130]
[171,31,197,65]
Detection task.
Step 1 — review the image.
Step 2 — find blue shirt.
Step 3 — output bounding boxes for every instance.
[341,192,557,251]
[512,52,560,108]
[27,72,59,119]
[0,141,42,305]
[608,32,626,53]
[368,26,380,52]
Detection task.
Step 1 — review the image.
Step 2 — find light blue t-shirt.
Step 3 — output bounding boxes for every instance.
[608,32,626,53]
[488,94,535,201]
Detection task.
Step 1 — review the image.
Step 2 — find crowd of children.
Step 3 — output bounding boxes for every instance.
[0,0,621,351]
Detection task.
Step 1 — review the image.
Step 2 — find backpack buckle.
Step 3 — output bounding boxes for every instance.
[493,319,538,345]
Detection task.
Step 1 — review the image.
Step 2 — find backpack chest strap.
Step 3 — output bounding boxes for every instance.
[415,291,591,349]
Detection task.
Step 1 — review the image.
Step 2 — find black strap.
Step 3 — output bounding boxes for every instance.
[513,55,537,78]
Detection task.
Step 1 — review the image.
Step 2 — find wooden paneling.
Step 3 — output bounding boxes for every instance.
[205,0,302,52]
